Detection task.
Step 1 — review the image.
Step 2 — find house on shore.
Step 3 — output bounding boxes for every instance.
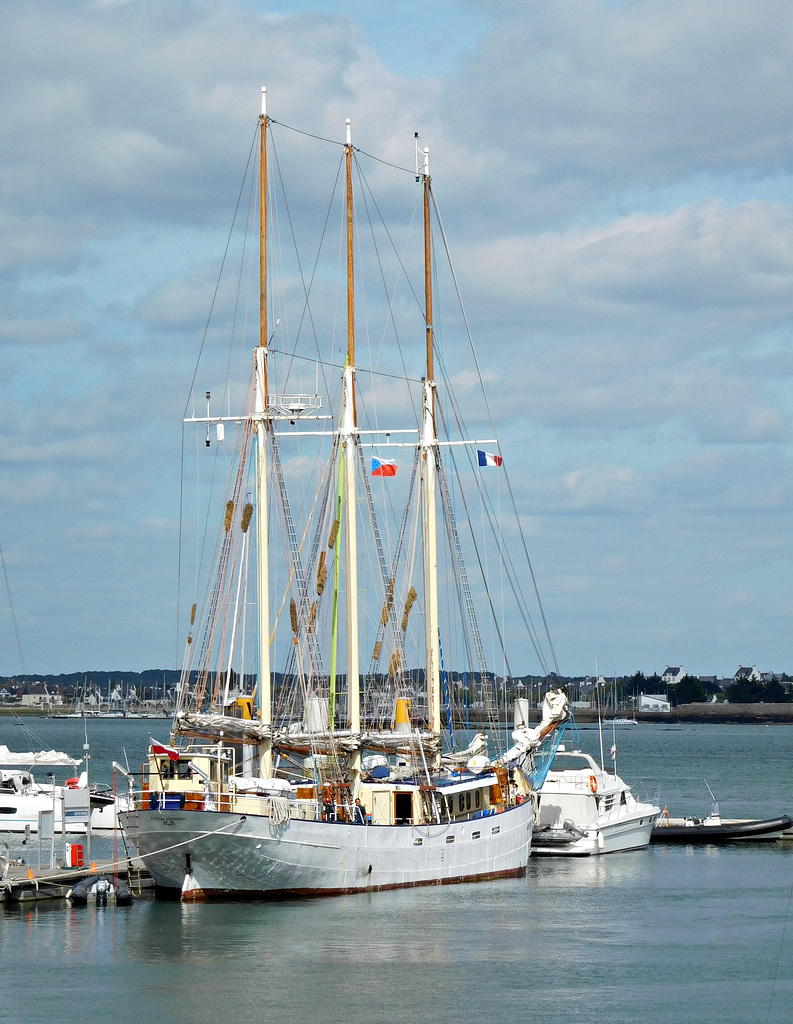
[734,665,762,682]
[639,693,671,713]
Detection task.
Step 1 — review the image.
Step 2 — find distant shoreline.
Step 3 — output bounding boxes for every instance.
[568,703,793,724]
[3,702,793,724]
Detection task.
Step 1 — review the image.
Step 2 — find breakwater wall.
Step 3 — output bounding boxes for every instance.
[571,703,793,724]
[464,703,793,726]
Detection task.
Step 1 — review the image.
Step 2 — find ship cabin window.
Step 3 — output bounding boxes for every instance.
[466,791,471,811]
[159,759,193,781]
[459,794,465,814]
[475,789,481,809]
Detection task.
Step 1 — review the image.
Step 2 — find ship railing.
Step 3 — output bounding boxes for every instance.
[132,787,322,822]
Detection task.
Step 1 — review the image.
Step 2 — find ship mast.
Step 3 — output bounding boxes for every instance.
[342,118,361,793]
[255,86,273,777]
[418,138,441,753]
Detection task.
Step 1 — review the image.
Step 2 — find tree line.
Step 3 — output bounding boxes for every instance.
[627,671,792,705]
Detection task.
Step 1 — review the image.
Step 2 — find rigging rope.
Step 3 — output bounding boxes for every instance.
[429,186,560,676]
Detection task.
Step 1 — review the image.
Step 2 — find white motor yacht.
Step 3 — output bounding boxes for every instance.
[533,748,660,856]
[0,768,130,834]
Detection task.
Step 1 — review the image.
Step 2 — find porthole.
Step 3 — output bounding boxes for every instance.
[445,835,455,844]
[472,830,481,840]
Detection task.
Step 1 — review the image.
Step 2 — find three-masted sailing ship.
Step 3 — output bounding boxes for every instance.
[119,90,568,899]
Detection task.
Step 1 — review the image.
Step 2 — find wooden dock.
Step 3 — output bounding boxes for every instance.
[1,856,152,904]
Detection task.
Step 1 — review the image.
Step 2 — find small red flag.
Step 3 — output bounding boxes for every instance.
[151,739,180,761]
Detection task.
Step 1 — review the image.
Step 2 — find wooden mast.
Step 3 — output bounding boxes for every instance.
[418,139,441,753]
[342,118,361,794]
[259,90,268,354]
[423,145,434,405]
[255,86,273,777]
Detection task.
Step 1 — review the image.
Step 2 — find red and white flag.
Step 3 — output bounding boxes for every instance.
[151,739,180,761]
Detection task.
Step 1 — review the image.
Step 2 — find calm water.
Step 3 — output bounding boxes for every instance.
[1,719,792,1024]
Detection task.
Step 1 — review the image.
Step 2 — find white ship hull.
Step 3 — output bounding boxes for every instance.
[120,802,533,897]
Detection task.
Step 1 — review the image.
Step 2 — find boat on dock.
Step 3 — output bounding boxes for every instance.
[1,857,150,904]
[120,90,568,899]
[651,781,792,844]
[651,808,793,844]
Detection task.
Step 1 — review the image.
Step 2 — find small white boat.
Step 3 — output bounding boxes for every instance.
[532,748,660,856]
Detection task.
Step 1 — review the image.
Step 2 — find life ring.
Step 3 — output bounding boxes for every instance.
[589,775,598,794]
[65,777,79,789]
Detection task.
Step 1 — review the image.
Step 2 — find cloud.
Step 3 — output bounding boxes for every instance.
[135,265,235,332]
[0,314,89,346]
[563,462,638,510]
[0,434,116,465]
[0,2,433,229]
[447,0,793,224]
[2,0,793,676]
[449,198,793,451]
[469,200,793,323]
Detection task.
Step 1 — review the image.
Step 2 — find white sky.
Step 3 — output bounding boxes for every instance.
[3,0,793,677]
